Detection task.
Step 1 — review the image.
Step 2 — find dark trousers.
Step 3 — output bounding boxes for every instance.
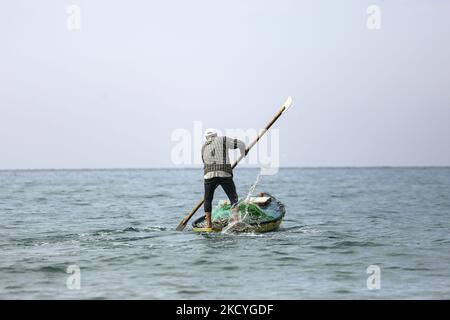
[204,177,239,212]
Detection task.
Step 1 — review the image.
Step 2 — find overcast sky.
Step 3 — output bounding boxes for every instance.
[1,0,449,169]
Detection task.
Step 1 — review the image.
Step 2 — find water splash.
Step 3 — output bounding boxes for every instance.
[240,171,263,221]
[221,172,263,233]
[244,172,263,203]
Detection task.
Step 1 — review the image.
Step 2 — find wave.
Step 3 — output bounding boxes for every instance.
[332,240,385,248]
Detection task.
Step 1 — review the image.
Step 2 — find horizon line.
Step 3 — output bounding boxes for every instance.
[1,165,450,171]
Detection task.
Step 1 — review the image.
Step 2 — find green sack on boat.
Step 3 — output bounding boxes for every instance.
[212,202,272,222]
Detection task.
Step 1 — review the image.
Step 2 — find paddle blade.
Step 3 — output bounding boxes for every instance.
[282,96,293,112]
[176,221,187,231]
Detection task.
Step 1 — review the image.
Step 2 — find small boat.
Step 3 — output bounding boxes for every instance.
[192,192,286,233]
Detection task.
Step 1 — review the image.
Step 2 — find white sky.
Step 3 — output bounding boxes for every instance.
[1,0,449,169]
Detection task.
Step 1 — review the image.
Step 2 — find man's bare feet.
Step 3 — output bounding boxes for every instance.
[231,208,240,222]
[205,212,213,228]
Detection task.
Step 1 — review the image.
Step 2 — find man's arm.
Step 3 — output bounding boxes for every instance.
[225,137,246,157]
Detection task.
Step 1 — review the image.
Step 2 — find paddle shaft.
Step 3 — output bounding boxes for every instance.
[176,102,290,231]
[232,106,287,169]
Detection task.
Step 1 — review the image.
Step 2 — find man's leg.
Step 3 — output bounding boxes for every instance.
[220,177,240,220]
[204,178,218,228]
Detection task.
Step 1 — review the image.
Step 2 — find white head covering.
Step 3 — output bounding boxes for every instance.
[204,128,218,140]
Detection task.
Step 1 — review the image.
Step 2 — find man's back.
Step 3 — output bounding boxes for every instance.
[202,136,245,177]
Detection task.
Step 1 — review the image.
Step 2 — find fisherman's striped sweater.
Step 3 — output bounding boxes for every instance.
[201,136,245,177]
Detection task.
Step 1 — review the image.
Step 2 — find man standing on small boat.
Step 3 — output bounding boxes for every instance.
[202,128,246,229]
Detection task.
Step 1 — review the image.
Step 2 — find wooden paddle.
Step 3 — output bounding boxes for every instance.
[175,96,293,231]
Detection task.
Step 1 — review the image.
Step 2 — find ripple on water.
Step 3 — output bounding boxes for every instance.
[332,240,385,248]
[177,289,210,296]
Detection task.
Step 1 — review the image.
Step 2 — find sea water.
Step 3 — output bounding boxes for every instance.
[0,168,449,299]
